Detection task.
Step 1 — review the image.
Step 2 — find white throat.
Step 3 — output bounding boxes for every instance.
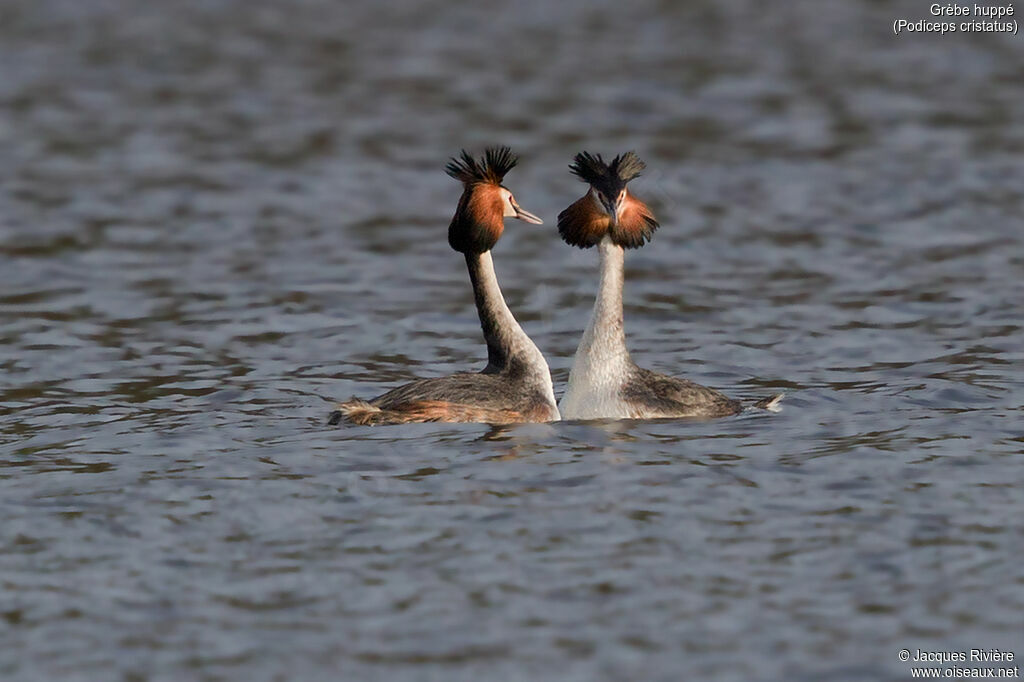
[558,235,634,419]
[470,250,559,415]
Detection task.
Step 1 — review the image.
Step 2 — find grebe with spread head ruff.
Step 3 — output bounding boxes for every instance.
[557,151,782,420]
[329,147,559,425]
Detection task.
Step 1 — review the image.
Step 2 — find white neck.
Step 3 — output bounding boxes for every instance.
[558,235,634,419]
[467,250,559,411]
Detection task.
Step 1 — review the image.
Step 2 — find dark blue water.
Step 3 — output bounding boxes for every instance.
[2,1,1022,680]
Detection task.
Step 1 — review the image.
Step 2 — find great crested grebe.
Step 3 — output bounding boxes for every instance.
[557,151,782,420]
[329,147,560,426]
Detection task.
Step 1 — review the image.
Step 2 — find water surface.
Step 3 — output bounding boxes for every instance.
[2,1,1022,680]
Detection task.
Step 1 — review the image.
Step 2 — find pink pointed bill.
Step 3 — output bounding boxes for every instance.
[514,205,543,224]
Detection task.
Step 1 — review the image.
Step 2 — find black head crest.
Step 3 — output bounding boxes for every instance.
[445,146,518,186]
[568,151,646,197]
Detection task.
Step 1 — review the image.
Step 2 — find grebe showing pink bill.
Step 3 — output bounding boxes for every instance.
[329,147,559,426]
[556,151,782,420]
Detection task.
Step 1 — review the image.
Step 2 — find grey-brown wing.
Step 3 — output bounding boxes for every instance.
[372,372,536,412]
[622,366,741,418]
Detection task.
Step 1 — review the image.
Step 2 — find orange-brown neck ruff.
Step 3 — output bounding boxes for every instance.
[448,183,505,254]
[611,192,658,249]
[557,191,658,249]
[557,194,609,248]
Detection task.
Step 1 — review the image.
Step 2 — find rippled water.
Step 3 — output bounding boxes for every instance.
[2,1,1022,680]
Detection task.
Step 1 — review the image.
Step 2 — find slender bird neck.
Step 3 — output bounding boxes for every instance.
[464,250,547,376]
[558,235,634,417]
[578,235,631,363]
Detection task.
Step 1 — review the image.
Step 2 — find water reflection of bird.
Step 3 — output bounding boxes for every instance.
[557,151,782,420]
[330,147,560,426]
